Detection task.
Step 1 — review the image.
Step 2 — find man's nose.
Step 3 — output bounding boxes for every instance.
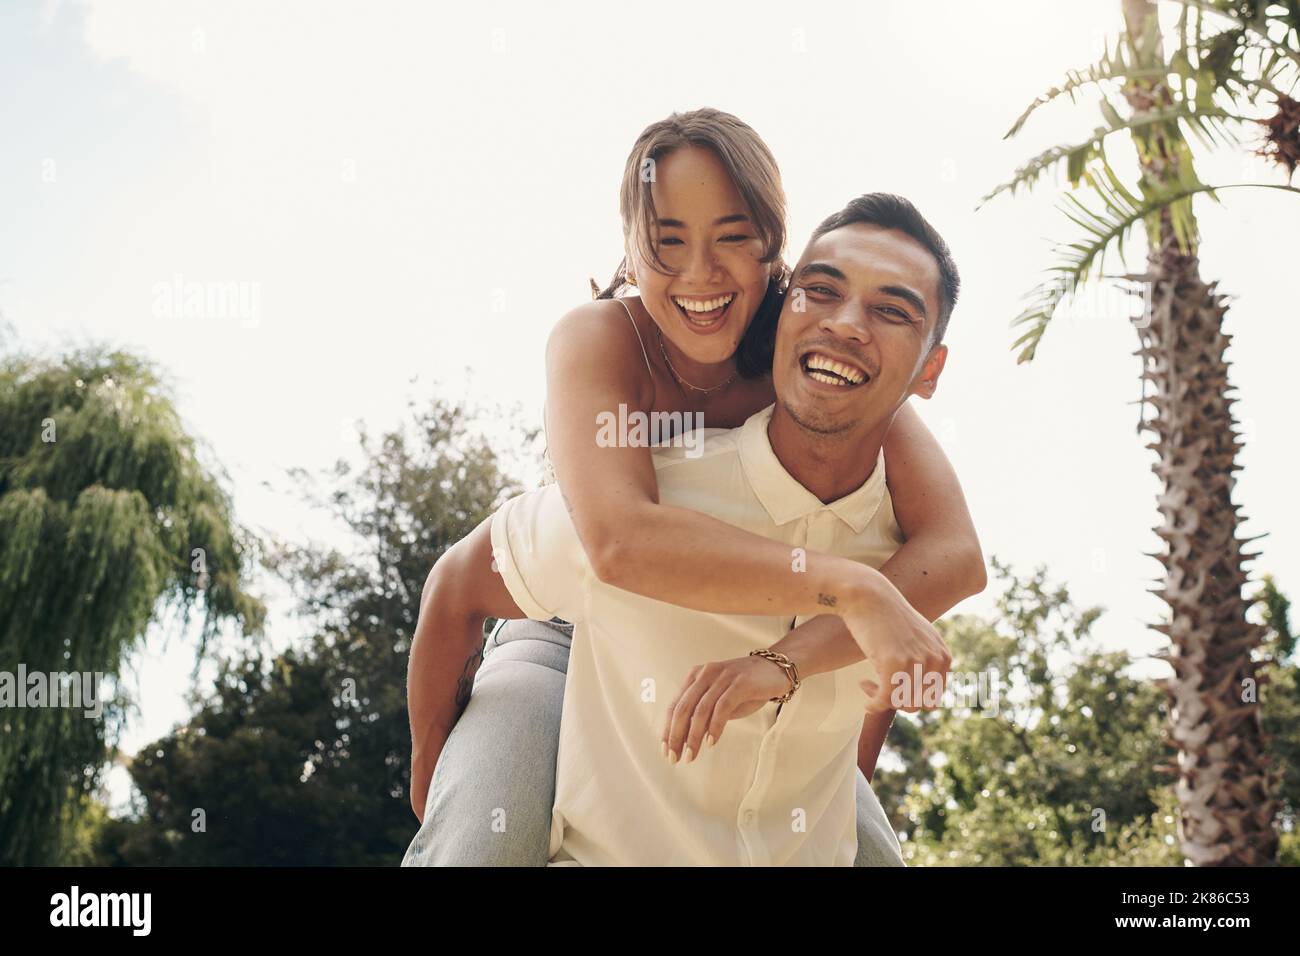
[818,302,872,346]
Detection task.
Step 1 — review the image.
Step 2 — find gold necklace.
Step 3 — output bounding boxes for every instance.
[655,326,737,397]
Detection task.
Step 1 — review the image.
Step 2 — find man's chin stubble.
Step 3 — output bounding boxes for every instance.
[780,396,858,438]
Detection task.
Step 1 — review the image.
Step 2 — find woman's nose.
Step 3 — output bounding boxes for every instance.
[681,244,723,283]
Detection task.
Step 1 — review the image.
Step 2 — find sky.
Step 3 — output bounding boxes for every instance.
[2,0,1296,808]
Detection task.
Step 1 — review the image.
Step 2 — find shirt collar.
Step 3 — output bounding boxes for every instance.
[736,405,889,535]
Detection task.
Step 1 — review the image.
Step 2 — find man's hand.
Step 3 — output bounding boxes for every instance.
[843,568,951,715]
[661,655,790,763]
[410,747,436,823]
[409,731,450,823]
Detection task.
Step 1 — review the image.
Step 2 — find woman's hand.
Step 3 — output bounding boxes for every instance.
[661,656,790,763]
[841,567,952,715]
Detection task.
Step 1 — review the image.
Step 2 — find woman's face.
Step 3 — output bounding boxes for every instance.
[630,145,773,370]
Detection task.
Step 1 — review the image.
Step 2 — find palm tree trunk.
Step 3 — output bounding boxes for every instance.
[1122,0,1278,865]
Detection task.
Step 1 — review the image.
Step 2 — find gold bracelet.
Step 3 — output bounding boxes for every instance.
[749,648,801,704]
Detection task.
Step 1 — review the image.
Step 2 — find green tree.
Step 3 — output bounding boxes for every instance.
[1254,575,1300,862]
[0,347,263,865]
[92,397,525,864]
[878,562,1298,865]
[983,0,1299,865]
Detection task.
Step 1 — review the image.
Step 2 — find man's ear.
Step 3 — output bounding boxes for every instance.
[909,343,948,400]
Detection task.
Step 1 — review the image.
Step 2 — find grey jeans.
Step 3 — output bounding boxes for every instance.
[402,618,905,867]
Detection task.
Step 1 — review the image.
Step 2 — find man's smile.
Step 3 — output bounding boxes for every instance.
[799,349,871,389]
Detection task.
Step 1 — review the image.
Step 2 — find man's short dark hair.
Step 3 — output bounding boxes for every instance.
[809,193,960,345]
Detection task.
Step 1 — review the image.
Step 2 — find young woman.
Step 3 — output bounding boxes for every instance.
[405,108,984,867]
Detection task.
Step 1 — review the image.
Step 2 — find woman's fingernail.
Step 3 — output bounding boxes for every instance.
[661,740,668,758]
[684,746,695,764]
[705,734,715,748]
[669,749,679,765]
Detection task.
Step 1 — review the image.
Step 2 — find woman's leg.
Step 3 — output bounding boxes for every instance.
[402,619,571,867]
[853,768,905,866]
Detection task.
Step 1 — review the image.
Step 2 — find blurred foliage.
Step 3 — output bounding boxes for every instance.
[0,347,263,864]
[873,560,1297,866]
[89,397,525,864]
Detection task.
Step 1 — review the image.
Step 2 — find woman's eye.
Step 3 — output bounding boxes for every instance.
[719,234,754,243]
[657,237,684,247]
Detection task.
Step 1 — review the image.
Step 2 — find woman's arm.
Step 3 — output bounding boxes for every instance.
[657,403,987,775]
[545,302,939,651]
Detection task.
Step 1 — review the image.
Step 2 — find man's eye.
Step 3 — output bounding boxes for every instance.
[878,306,911,322]
[804,284,836,297]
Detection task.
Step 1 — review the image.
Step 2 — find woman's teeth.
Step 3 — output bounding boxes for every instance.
[804,353,867,387]
[672,294,734,326]
[673,294,734,313]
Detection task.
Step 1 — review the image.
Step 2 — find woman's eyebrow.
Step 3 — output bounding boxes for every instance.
[656,213,752,228]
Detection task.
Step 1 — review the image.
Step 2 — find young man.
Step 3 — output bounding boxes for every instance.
[406,193,965,865]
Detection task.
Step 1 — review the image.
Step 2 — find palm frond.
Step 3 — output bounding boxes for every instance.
[980,103,1245,207]
[1003,39,1180,141]
[1010,182,1300,364]
[1163,0,1300,70]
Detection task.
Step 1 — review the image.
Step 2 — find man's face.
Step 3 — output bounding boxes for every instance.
[772,223,949,438]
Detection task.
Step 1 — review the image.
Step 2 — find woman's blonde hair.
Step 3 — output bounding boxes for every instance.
[593,108,788,379]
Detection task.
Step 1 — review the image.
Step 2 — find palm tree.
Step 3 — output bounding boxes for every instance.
[983,0,1299,865]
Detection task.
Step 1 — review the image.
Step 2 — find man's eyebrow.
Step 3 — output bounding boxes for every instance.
[796,265,931,318]
[879,284,929,319]
[657,213,752,228]
[796,262,848,282]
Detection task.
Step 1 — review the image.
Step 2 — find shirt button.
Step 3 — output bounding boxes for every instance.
[742,810,756,825]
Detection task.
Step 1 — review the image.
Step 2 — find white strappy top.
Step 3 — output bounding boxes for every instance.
[540,296,656,483]
[614,296,656,381]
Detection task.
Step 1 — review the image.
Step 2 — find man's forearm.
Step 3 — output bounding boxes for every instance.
[408,608,486,765]
[407,517,530,820]
[407,569,490,816]
[769,615,896,780]
[769,530,985,780]
[769,613,862,677]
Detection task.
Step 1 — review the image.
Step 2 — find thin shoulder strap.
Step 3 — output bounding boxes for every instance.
[615,296,655,381]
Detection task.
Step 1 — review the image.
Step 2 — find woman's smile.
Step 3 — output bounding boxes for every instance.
[670,292,737,334]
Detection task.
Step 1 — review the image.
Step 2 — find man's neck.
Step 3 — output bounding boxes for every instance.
[767,405,894,504]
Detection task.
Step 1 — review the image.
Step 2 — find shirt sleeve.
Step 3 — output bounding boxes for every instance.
[489,485,591,623]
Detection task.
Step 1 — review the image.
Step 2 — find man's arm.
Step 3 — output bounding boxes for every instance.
[768,516,985,781]
[407,515,524,822]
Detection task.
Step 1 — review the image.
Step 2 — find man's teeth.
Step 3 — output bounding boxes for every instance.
[805,353,866,386]
[672,294,734,313]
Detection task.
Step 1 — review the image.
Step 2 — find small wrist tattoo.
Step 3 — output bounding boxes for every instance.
[817,593,838,608]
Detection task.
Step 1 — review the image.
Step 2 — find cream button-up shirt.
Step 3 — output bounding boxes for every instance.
[490,405,904,866]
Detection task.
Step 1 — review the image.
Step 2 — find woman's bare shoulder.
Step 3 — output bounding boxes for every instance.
[548,297,656,380]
